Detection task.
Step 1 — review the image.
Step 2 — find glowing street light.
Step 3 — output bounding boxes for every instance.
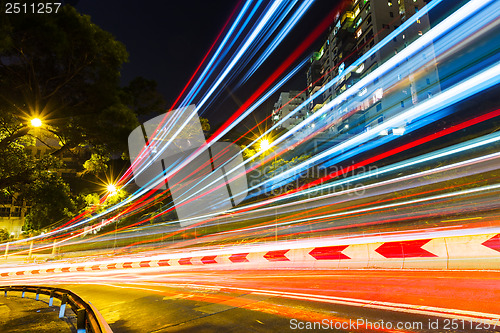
[30,118,42,128]
[106,184,118,195]
[259,138,271,152]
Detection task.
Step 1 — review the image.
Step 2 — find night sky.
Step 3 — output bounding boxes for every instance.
[70,1,341,128]
[73,1,235,103]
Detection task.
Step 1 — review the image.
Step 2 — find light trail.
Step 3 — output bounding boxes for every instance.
[10,121,500,256]
[169,56,500,217]
[2,2,500,327]
[251,0,500,190]
[137,110,500,232]
[26,145,500,254]
[105,0,500,230]
[44,0,454,233]
[42,1,325,238]
[0,0,330,247]
[151,0,499,215]
[2,0,500,274]
[235,0,316,87]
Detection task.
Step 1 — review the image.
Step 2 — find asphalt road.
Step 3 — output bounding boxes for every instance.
[18,268,497,333]
[61,282,496,333]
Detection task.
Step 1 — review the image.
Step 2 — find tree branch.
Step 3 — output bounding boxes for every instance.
[0,126,30,150]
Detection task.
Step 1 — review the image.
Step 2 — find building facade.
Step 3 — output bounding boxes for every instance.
[272,91,307,131]
[306,0,440,135]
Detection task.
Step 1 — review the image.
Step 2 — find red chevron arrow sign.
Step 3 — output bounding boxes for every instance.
[178,257,192,265]
[157,259,170,266]
[309,245,350,260]
[139,261,151,267]
[264,250,290,262]
[123,262,133,269]
[229,253,249,263]
[201,255,217,264]
[482,234,500,252]
[375,239,437,258]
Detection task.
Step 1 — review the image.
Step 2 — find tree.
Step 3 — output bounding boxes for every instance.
[0,3,145,230]
[0,228,9,242]
[240,145,257,159]
[0,2,138,192]
[264,154,314,196]
[121,77,166,118]
[82,153,110,175]
[23,172,76,230]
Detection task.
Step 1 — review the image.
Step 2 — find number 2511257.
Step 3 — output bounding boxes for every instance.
[5,3,62,14]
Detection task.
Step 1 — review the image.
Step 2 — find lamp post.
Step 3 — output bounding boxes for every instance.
[259,139,271,152]
[30,118,42,128]
[106,184,118,196]
[258,138,272,182]
[259,137,278,242]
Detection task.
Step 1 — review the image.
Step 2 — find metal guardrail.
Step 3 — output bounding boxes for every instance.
[0,285,113,333]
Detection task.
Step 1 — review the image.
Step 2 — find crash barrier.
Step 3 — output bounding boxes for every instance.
[0,231,499,276]
[0,285,112,333]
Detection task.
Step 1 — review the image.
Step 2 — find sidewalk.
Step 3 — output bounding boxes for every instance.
[0,292,75,332]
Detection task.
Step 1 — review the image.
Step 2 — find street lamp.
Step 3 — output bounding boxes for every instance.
[106,184,118,195]
[30,118,42,128]
[259,138,271,152]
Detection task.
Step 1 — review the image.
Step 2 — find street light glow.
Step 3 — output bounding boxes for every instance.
[106,184,117,195]
[260,139,271,152]
[30,118,42,127]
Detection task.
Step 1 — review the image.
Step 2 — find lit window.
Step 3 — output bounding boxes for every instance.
[417,19,421,24]
[355,63,364,73]
[393,127,405,135]
[388,1,392,6]
[373,88,383,102]
[356,28,363,38]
